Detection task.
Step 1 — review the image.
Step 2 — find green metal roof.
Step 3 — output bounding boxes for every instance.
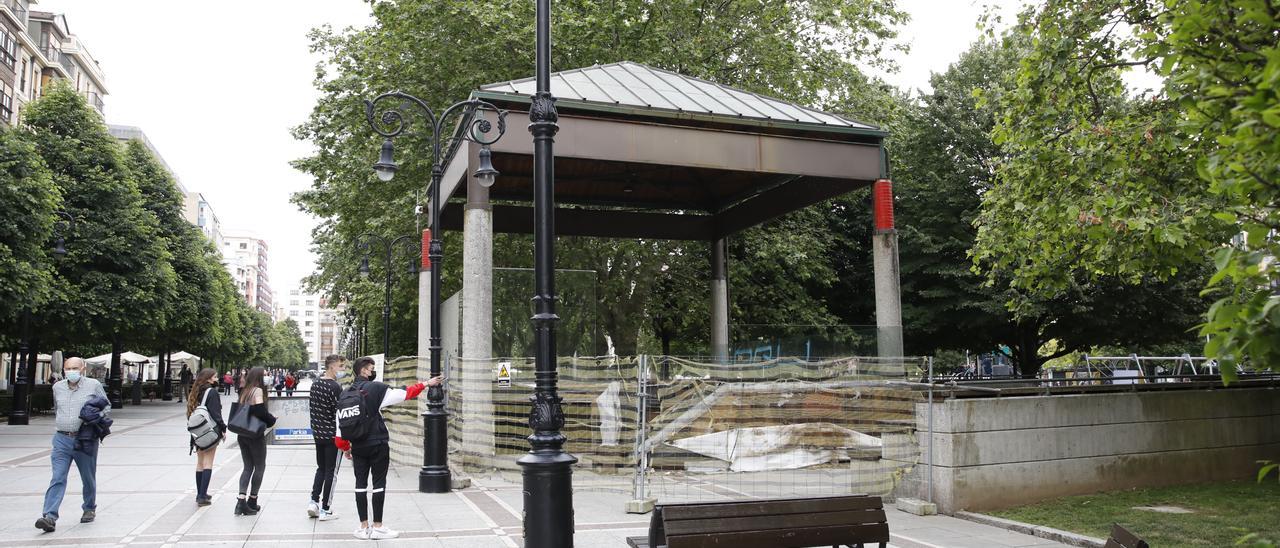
[478,61,885,138]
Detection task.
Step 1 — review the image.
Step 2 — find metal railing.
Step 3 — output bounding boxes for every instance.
[2,1,27,26]
[84,91,104,113]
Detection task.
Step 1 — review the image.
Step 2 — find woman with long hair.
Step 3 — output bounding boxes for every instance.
[186,368,224,506]
[231,366,275,516]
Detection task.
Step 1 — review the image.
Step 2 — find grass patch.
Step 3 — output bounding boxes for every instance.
[990,480,1280,546]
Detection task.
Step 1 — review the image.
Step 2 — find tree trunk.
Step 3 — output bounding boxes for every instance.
[108,334,123,409]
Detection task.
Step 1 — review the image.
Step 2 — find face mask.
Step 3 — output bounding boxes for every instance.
[66,371,81,383]
[365,370,377,381]
[336,371,349,379]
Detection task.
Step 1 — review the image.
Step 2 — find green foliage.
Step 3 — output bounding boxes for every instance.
[972,0,1278,377]
[293,0,907,356]
[271,318,309,368]
[0,128,60,335]
[22,82,178,347]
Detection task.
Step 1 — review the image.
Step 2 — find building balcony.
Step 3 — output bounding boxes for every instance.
[1,1,27,27]
[83,90,104,113]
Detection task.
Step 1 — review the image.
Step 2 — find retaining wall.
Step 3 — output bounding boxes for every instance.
[900,386,1280,513]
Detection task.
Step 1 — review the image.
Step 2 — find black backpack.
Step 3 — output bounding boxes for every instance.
[336,383,375,442]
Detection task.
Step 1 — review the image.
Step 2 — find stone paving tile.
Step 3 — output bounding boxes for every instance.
[1,398,1075,548]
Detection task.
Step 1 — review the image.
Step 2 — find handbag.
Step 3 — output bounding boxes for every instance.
[227,402,266,438]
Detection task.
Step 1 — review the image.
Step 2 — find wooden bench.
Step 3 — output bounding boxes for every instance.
[1104,524,1149,548]
[626,495,889,548]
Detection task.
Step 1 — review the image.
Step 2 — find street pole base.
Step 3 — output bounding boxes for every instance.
[7,412,29,426]
[419,466,451,493]
[518,450,578,548]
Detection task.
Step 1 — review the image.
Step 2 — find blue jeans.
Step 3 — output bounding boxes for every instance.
[42,433,97,520]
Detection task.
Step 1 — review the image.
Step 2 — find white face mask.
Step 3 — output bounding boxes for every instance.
[336,371,349,379]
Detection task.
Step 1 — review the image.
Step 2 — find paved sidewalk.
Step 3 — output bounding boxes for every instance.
[0,396,1070,547]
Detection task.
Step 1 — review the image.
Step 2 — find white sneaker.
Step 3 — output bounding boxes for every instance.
[368,527,400,540]
[307,501,320,518]
[352,527,371,540]
[318,510,339,521]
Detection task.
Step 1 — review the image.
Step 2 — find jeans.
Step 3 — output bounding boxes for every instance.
[310,440,338,510]
[42,433,97,520]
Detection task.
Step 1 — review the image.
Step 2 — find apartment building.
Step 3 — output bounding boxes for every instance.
[0,2,107,126]
[108,124,226,251]
[222,233,273,315]
[277,287,342,367]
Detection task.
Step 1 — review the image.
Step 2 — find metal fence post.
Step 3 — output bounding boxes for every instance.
[627,355,655,513]
[927,355,934,505]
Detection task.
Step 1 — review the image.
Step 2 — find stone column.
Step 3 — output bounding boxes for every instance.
[710,237,730,362]
[417,228,432,381]
[460,143,495,469]
[872,178,904,359]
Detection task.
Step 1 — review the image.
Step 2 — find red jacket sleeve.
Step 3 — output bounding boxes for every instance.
[403,382,426,401]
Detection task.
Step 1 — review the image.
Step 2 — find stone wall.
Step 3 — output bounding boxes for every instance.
[901,386,1280,513]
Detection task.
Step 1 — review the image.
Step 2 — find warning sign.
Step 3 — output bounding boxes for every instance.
[496,362,512,388]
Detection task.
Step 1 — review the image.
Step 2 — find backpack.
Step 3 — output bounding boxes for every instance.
[336,383,375,442]
[187,388,220,451]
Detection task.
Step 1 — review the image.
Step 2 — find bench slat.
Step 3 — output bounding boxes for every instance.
[660,496,882,521]
[626,536,652,548]
[666,523,890,548]
[665,508,886,537]
[1108,524,1149,548]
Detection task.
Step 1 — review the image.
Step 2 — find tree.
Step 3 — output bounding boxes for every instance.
[888,39,1209,376]
[0,129,60,341]
[22,82,178,353]
[293,0,908,357]
[970,0,1276,376]
[122,140,220,363]
[273,318,309,368]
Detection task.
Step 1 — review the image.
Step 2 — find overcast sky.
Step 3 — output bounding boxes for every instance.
[39,0,1021,295]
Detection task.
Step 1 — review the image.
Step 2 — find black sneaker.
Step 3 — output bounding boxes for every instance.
[35,515,55,532]
[80,510,95,523]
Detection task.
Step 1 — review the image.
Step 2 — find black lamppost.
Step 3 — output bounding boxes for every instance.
[519,0,577,545]
[354,233,420,358]
[364,92,506,493]
[9,211,74,426]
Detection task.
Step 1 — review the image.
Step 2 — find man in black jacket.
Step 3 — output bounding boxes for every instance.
[334,357,439,540]
[307,355,347,521]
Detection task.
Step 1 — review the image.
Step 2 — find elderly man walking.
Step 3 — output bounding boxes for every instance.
[35,357,108,533]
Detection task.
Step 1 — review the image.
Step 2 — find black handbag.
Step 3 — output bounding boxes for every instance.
[227,402,266,438]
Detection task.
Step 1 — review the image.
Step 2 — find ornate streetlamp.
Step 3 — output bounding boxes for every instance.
[364,92,506,493]
[519,1,577,545]
[354,232,420,358]
[9,211,75,425]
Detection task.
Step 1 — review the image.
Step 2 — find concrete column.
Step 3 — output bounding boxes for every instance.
[872,179,904,358]
[710,237,730,362]
[459,144,495,469]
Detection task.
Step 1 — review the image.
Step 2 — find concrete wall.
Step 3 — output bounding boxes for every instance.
[902,387,1280,513]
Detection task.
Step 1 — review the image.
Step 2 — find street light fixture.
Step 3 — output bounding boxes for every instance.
[364,91,507,494]
[10,211,76,425]
[353,233,420,360]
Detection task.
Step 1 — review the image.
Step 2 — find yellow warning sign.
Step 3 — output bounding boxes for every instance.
[496,362,511,387]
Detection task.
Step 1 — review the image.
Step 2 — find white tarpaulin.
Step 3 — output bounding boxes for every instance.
[86,351,152,366]
[668,422,883,472]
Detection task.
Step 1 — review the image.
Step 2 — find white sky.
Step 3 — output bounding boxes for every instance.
[38,0,1024,294]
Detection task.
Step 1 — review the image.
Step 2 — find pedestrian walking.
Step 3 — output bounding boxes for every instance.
[223,372,233,395]
[334,356,440,540]
[230,367,276,516]
[273,374,284,398]
[230,370,240,395]
[285,372,296,396]
[307,355,347,521]
[185,369,225,506]
[179,366,193,402]
[35,357,108,533]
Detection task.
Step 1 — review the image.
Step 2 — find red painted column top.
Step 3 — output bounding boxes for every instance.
[873,179,894,231]
[421,229,431,269]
